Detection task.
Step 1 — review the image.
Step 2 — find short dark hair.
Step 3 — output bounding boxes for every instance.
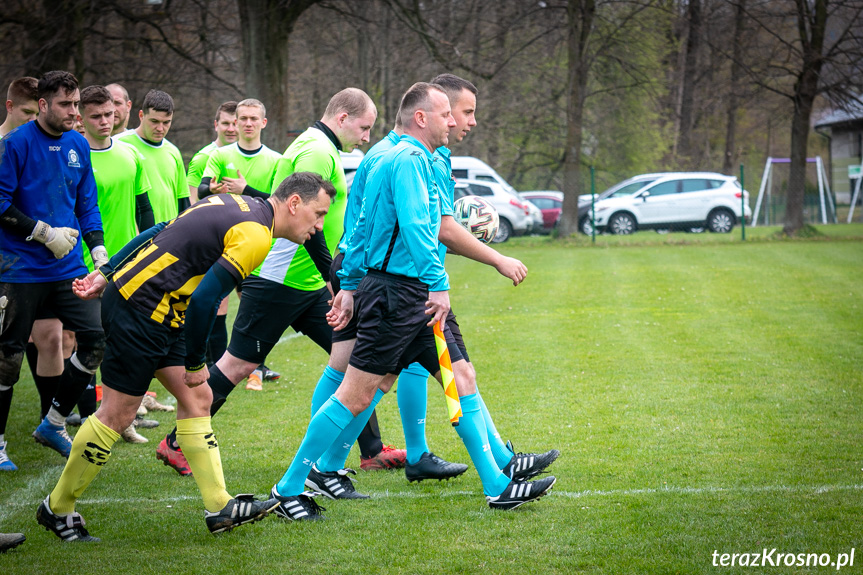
[7,77,38,105]
[272,172,336,203]
[141,89,174,115]
[215,101,238,123]
[430,74,478,103]
[37,71,79,103]
[397,82,446,127]
[80,85,113,109]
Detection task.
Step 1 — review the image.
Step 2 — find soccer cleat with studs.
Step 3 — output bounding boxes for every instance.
[305,465,369,500]
[360,444,407,470]
[245,370,263,391]
[501,440,560,481]
[0,532,25,552]
[0,441,17,471]
[204,494,279,534]
[32,418,72,459]
[156,436,193,476]
[261,365,281,381]
[36,496,100,542]
[486,476,557,510]
[270,487,326,521]
[405,452,468,483]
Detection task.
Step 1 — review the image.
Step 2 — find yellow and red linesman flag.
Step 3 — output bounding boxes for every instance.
[434,320,462,426]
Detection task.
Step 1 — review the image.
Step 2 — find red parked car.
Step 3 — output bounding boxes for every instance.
[520,191,563,233]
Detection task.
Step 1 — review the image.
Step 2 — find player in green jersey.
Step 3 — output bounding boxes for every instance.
[199,98,281,200]
[76,85,158,443]
[118,90,189,224]
[186,101,238,202]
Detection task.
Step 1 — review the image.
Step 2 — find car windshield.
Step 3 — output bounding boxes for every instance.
[607,179,657,198]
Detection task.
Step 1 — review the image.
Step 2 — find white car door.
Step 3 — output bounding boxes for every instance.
[635,180,681,224]
[677,178,715,220]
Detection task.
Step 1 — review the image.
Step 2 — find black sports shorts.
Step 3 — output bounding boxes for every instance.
[227,275,332,364]
[99,284,185,396]
[348,270,463,376]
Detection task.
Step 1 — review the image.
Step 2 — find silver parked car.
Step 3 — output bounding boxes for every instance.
[587,172,752,235]
[453,179,533,242]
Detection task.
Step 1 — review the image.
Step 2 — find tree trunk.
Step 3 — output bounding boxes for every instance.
[238,0,320,152]
[722,0,745,175]
[784,0,827,236]
[677,0,701,166]
[560,0,596,237]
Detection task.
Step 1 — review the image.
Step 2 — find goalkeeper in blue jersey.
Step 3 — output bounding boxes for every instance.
[0,71,108,471]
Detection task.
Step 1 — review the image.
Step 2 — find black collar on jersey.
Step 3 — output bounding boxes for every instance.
[34,120,63,140]
[238,143,263,156]
[142,136,163,147]
[313,120,343,152]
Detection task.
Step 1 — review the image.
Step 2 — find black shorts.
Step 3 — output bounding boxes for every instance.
[445,310,469,363]
[0,278,102,386]
[99,285,185,397]
[348,270,463,376]
[227,275,332,365]
[330,251,361,343]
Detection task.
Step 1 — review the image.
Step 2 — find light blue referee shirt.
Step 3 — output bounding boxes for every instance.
[339,134,449,292]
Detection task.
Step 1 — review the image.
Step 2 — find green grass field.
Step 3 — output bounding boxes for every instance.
[2,225,862,574]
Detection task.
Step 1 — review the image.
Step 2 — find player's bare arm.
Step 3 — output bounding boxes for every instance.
[438,216,527,285]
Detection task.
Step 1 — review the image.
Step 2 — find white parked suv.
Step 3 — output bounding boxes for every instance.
[588,172,752,234]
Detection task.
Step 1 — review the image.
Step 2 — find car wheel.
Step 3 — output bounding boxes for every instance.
[608,212,635,235]
[707,209,734,233]
[579,216,594,236]
[491,218,513,243]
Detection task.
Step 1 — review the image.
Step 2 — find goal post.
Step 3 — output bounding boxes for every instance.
[751,157,837,227]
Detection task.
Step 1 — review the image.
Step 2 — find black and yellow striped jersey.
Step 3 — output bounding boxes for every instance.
[113,194,274,328]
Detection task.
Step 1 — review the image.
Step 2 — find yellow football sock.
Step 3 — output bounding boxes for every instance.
[49,415,120,515]
[175,417,231,512]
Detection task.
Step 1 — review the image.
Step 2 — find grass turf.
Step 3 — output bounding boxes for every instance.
[1,224,861,573]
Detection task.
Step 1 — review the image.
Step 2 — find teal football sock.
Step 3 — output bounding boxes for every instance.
[455,393,511,497]
[310,366,344,417]
[397,363,430,465]
[477,389,515,468]
[276,396,354,496]
[316,389,385,472]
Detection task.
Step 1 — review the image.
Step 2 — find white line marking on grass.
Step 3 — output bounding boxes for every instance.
[5,484,861,515]
[555,484,863,499]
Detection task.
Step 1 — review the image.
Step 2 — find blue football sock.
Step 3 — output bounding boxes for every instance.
[310,366,344,417]
[397,363,430,465]
[276,396,354,496]
[454,393,511,497]
[477,389,515,468]
[316,389,385,472]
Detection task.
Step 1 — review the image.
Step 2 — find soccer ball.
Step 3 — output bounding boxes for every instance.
[453,196,499,244]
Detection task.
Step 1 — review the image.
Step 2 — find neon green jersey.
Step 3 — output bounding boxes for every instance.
[186,141,217,188]
[118,132,188,223]
[256,127,348,290]
[84,141,152,271]
[202,142,281,193]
